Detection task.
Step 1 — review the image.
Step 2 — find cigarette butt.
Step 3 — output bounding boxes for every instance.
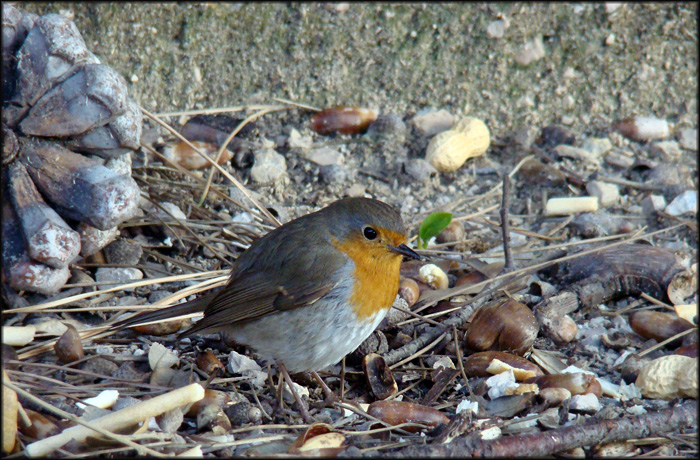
[545,197,599,216]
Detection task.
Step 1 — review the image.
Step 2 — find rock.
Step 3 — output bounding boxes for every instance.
[664,190,696,216]
[486,19,508,39]
[404,158,437,182]
[640,194,667,216]
[250,149,286,183]
[287,128,313,150]
[569,393,600,414]
[580,137,612,157]
[677,128,697,151]
[303,147,342,166]
[555,144,601,165]
[514,36,545,66]
[410,109,455,137]
[95,267,143,291]
[319,164,349,183]
[649,141,682,160]
[586,181,619,207]
[103,239,142,266]
[366,113,407,144]
[345,183,365,197]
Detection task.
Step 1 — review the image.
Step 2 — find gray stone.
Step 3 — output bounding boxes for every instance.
[250,149,286,183]
[303,147,342,166]
[649,140,682,159]
[103,239,143,265]
[677,128,697,151]
[486,19,508,39]
[404,158,437,181]
[345,183,365,197]
[569,393,600,414]
[580,137,612,157]
[95,267,143,291]
[664,190,696,216]
[287,128,313,151]
[320,164,349,183]
[410,109,455,137]
[640,194,667,216]
[514,36,545,66]
[586,180,620,207]
[555,144,601,165]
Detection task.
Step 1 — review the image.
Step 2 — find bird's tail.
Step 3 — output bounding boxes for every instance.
[112,293,216,337]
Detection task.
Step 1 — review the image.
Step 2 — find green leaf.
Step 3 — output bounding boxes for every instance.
[418,212,452,249]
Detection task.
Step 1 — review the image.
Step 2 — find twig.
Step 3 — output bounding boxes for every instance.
[499,174,514,272]
[391,400,697,457]
[140,106,282,227]
[198,105,288,205]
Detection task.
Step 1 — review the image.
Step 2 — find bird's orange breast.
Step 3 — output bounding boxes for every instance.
[332,233,404,320]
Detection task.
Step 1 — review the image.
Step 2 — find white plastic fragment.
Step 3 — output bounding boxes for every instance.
[76,390,119,410]
[2,326,36,346]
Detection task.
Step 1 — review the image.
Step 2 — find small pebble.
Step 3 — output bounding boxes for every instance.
[649,140,682,160]
[95,267,143,291]
[404,158,437,182]
[287,128,313,150]
[303,147,343,166]
[410,109,455,137]
[677,128,697,151]
[250,149,287,183]
[580,137,612,157]
[555,145,600,165]
[586,181,620,207]
[613,116,670,142]
[365,113,407,144]
[514,36,545,66]
[640,194,667,216]
[320,164,349,183]
[486,19,508,39]
[345,183,366,197]
[569,393,600,414]
[664,190,697,216]
[103,239,143,266]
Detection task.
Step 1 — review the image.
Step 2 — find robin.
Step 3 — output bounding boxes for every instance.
[115,197,420,421]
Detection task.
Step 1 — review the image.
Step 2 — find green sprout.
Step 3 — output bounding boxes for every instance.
[418,212,452,249]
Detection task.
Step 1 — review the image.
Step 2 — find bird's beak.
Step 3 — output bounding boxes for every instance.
[389,243,421,260]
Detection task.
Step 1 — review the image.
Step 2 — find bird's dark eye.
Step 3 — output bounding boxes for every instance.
[363,227,378,240]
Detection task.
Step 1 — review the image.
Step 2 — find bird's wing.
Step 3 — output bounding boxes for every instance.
[182,242,348,336]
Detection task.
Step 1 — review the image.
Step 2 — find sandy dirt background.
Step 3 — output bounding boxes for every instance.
[19,3,697,137]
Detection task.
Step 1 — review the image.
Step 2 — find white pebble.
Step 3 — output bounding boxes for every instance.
[664,190,697,216]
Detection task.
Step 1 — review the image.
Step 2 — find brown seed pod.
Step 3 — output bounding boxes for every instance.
[524,373,600,396]
[367,400,449,432]
[538,387,572,406]
[53,323,84,364]
[185,389,232,418]
[196,404,231,433]
[462,351,544,380]
[629,311,693,347]
[131,319,184,337]
[436,220,465,244]
[195,350,224,375]
[363,353,398,400]
[398,277,420,307]
[673,343,698,358]
[19,410,61,440]
[465,298,539,356]
[310,106,377,135]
